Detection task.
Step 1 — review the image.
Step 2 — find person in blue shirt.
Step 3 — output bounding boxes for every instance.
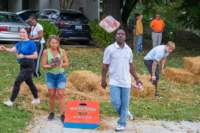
[144,41,175,97]
[0,28,40,107]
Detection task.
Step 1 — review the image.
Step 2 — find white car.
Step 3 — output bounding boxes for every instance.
[0,11,30,42]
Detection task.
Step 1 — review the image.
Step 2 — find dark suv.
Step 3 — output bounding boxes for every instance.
[55,10,91,43]
[16,9,39,21]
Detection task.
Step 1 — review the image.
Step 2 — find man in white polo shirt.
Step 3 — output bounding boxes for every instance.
[101,29,141,132]
[144,41,175,97]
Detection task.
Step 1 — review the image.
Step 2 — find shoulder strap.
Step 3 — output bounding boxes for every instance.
[59,48,65,57]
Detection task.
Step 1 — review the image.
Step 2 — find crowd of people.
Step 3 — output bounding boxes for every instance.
[0,14,175,131]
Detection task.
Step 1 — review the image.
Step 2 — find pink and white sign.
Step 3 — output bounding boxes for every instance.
[99,16,120,33]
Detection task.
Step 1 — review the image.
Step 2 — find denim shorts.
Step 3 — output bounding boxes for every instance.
[45,72,67,89]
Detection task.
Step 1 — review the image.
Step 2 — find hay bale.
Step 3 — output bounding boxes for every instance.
[184,56,200,74]
[67,70,109,100]
[36,84,48,100]
[165,67,200,84]
[19,83,48,100]
[132,75,155,97]
[68,70,101,92]
[66,81,74,89]
[97,120,110,131]
[20,83,31,96]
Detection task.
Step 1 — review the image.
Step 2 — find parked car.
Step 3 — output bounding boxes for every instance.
[38,9,59,23]
[16,9,39,22]
[55,9,91,43]
[0,11,30,42]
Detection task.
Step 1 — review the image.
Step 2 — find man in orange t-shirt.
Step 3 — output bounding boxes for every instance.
[150,14,165,47]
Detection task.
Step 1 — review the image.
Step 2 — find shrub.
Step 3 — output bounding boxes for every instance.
[89,21,113,48]
[38,20,60,40]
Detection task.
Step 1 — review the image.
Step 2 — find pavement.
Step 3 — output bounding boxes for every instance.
[27,115,200,133]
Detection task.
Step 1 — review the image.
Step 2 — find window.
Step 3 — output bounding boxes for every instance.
[0,14,23,23]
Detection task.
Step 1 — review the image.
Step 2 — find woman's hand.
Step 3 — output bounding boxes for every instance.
[17,54,25,58]
[0,46,3,51]
[0,45,6,51]
[0,46,16,53]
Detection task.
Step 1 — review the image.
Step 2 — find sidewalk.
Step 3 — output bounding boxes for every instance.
[27,115,200,133]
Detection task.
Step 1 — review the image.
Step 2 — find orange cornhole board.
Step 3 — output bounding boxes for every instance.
[64,100,100,129]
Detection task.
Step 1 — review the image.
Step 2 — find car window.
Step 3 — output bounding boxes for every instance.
[19,11,38,20]
[41,10,57,16]
[0,14,23,23]
[60,13,88,22]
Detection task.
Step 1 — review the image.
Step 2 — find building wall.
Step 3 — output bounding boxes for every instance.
[39,0,50,10]
[0,0,8,11]
[49,0,60,9]
[8,0,22,12]
[31,0,40,10]
[42,0,99,20]
[85,0,99,20]
[4,0,100,20]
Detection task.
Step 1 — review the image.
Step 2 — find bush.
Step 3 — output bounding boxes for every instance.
[89,21,113,48]
[38,20,60,40]
[164,20,176,41]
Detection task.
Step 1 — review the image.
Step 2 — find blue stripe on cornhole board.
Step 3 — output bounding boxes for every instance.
[64,122,99,129]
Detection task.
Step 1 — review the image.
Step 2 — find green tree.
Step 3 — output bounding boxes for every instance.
[103,0,139,27]
[104,0,200,31]
[177,0,200,30]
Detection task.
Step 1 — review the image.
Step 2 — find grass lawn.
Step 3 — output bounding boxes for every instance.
[0,43,199,132]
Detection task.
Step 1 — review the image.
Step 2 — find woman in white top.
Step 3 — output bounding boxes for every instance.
[28,15,45,77]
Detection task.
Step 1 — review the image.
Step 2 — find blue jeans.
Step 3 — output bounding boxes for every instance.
[45,72,67,89]
[110,85,130,127]
[135,35,143,53]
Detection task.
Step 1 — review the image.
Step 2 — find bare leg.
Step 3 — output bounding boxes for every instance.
[48,89,56,113]
[57,89,65,114]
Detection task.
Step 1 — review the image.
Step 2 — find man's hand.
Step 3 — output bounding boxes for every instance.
[161,68,165,75]
[101,79,107,89]
[136,79,143,86]
[136,79,143,89]
[151,75,156,81]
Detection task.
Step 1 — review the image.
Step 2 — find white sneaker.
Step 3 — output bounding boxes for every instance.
[31,98,40,105]
[127,111,135,120]
[115,125,125,132]
[4,100,13,107]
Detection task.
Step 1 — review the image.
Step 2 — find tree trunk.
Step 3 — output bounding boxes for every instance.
[121,0,138,28]
[103,0,121,21]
